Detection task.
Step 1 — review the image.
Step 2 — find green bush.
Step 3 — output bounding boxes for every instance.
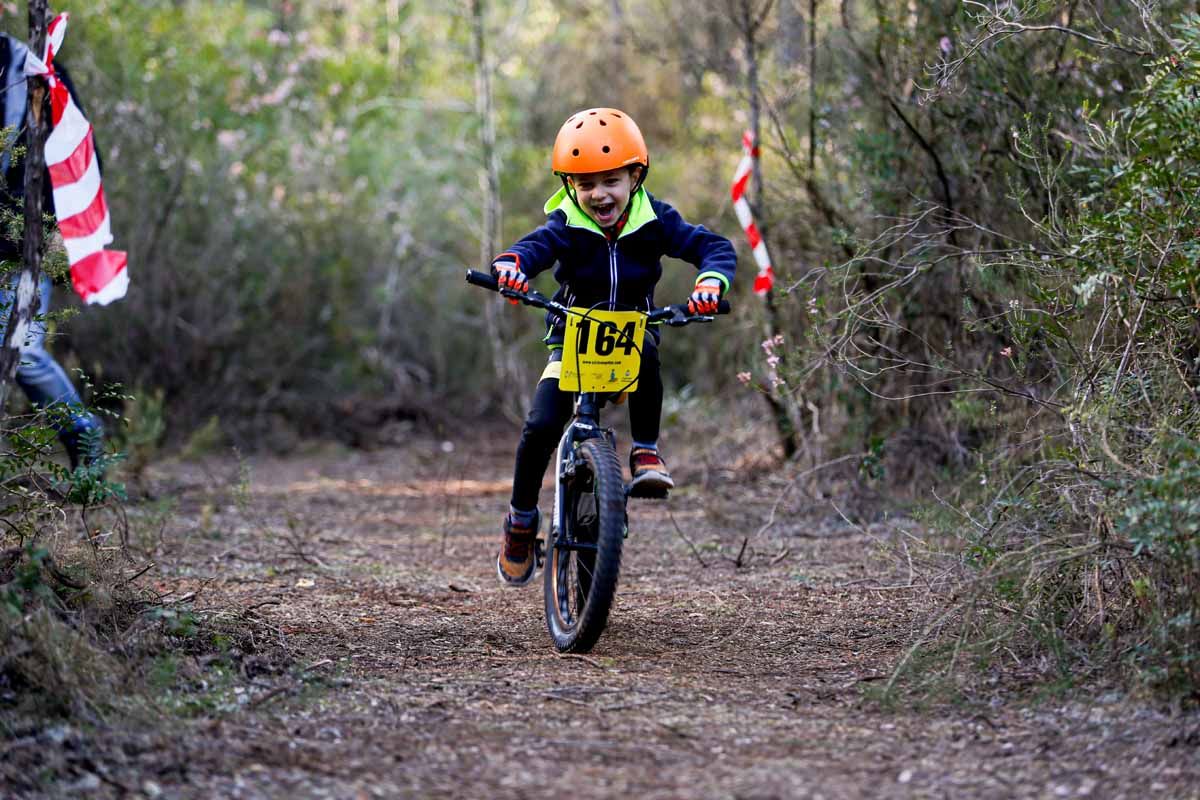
[923,13,1200,700]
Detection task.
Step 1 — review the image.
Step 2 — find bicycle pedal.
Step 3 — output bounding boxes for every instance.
[535,539,546,568]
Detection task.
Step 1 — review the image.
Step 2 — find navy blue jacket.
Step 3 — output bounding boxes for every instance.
[500,186,736,347]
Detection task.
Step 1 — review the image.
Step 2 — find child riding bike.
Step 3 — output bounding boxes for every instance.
[493,107,736,586]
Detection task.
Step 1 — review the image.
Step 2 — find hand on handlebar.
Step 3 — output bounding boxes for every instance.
[492,258,529,293]
[687,279,723,315]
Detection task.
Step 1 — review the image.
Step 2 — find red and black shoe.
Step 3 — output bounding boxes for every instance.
[496,510,540,586]
[628,447,674,498]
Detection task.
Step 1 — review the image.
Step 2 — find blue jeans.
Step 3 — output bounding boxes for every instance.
[2,273,103,466]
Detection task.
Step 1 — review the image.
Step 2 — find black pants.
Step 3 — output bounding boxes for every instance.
[510,335,662,512]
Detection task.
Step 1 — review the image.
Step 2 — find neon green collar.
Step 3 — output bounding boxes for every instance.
[543,186,656,239]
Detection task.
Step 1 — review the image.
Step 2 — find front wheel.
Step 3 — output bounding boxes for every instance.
[544,438,626,653]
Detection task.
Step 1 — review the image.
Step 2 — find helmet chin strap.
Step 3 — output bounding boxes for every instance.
[631,163,649,195]
[560,173,583,215]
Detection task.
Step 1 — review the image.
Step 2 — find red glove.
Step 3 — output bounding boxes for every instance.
[687,279,722,315]
[492,257,529,293]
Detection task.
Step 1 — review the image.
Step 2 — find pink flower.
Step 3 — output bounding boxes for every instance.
[737,372,752,385]
[761,334,785,354]
[1000,346,1013,358]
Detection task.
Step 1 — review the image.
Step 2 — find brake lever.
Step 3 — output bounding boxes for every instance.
[661,306,691,327]
[664,307,716,327]
[500,288,549,308]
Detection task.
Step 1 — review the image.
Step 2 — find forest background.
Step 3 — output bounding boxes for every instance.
[3,0,1199,702]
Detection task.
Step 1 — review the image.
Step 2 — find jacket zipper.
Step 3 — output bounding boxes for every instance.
[608,239,618,310]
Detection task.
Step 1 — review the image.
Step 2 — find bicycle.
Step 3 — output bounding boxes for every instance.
[466,268,730,652]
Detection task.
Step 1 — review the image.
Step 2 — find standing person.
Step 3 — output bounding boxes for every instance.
[491,107,736,586]
[0,31,103,471]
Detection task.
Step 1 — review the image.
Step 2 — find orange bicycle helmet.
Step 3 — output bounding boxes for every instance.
[552,107,649,175]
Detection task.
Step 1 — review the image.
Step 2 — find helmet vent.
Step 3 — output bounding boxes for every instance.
[589,110,598,115]
[602,145,610,153]
[611,112,622,118]
[575,122,584,129]
[599,119,607,126]
[572,148,580,156]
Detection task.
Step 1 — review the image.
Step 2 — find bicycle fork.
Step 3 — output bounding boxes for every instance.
[549,417,625,565]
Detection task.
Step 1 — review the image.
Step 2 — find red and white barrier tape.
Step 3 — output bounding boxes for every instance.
[24,12,128,305]
[730,130,774,296]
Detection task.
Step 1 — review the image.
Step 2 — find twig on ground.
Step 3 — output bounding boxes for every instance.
[248,685,290,709]
[599,695,669,712]
[85,760,135,794]
[727,536,750,568]
[119,561,155,586]
[81,499,131,554]
[282,548,330,570]
[667,509,709,568]
[280,515,331,570]
[541,692,595,708]
[243,597,284,612]
[139,580,207,608]
[834,579,923,591]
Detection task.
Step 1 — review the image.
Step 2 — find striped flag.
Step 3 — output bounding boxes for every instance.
[730,130,774,296]
[24,13,128,306]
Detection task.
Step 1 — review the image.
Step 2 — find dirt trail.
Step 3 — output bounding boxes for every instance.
[17,432,1200,798]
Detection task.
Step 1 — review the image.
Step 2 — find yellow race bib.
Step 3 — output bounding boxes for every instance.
[559,308,645,393]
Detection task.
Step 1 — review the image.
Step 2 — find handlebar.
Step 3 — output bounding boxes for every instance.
[465,269,502,292]
[465,269,731,326]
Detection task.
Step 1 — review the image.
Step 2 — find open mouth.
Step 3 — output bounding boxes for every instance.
[592,200,617,224]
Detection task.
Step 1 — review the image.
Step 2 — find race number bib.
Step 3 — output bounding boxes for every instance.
[559,308,645,393]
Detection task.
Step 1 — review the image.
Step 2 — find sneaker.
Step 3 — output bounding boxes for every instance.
[61,414,105,474]
[496,510,540,586]
[628,447,674,497]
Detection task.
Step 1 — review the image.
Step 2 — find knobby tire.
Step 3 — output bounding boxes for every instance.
[544,438,625,653]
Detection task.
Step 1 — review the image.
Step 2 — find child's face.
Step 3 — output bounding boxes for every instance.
[569,167,638,228]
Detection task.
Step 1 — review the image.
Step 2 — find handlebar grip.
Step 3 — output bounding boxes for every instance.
[465,269,499,291]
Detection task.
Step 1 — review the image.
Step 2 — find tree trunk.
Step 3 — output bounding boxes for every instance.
[0,0,49,413]
[386,0,403,72]
[470,0,524,420]
[741,0,802,460]
[779,0,804,68]
[610,0,627,96]
[808,0,817,172]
